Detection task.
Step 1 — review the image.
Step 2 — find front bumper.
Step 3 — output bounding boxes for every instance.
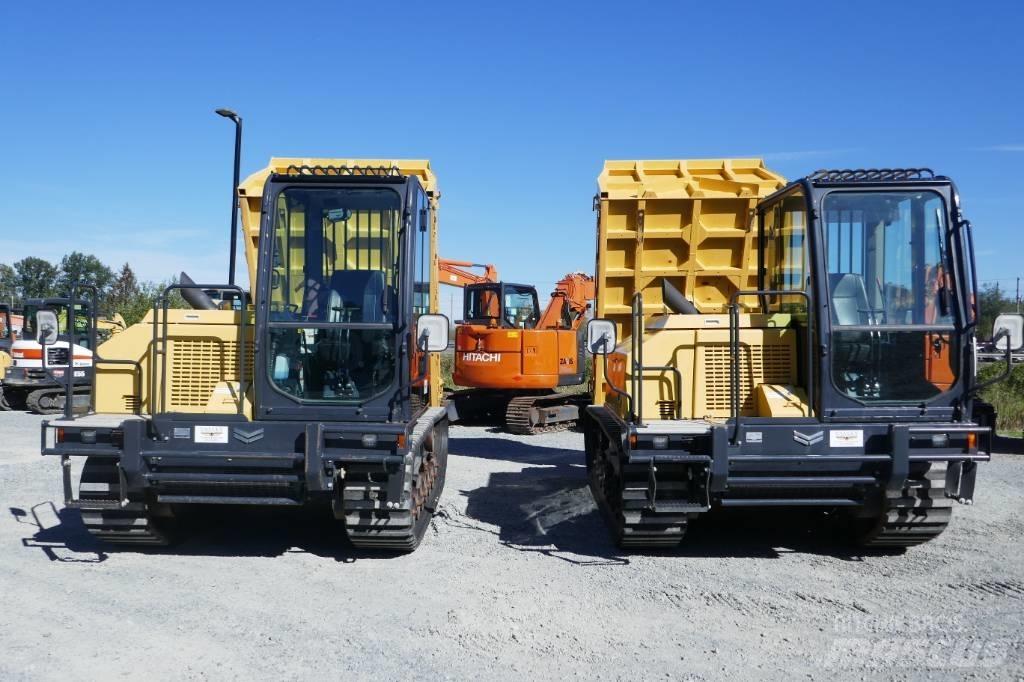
[42,410,447,509]
[587,407,988,510]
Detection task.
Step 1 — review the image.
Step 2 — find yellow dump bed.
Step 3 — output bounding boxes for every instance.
[595,159,786,338]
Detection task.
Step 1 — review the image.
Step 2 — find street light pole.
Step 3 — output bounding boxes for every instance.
[215,108,243,287]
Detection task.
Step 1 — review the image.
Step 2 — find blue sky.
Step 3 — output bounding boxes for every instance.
[2,1,1022,317]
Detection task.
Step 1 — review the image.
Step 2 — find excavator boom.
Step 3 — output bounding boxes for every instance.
[537,272,595,330]
[438,258,498,287]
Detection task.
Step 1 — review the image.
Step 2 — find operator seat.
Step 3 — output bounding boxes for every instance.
[326,270,388,323]
[828,272,875,390]
[829,273,874,326]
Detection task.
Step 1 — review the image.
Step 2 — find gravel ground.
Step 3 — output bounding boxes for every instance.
[1,410,1022,680]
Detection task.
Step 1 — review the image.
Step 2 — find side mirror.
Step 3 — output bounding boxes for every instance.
[36,310,59,347]
[994,313,1024,351]
[586,318,617,355]
[417,314,450,353]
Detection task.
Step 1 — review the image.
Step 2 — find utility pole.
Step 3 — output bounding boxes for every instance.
[1017,277,1020,313]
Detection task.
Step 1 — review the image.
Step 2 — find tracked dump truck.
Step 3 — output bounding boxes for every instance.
[41,151,451,551]
[583,160,993,549]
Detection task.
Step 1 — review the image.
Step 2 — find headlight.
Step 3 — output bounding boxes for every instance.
[361,434,378,448]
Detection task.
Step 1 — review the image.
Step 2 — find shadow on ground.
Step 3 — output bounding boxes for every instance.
[11,502,395,564]
[449,435,581,466]
[454,438,895,563]
[993,435,1024,455]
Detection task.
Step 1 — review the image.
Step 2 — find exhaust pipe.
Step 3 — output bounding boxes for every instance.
[662,279,699,315]
[179,272,218,311]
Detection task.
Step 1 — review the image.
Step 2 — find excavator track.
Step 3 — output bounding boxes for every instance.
[0,387,18,411]
[342,418,448,552]
[78,457,174,546]
[505,394,579,435]
[860,463,953,548]
[585,411,688,549]
[26,388,90,415]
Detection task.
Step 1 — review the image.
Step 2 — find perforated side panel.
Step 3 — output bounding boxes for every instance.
[169,339,254,410]
[700,343,793,416]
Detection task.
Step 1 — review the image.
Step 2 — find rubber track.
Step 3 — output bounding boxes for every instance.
[342,418,448,552]
[78,458,172,546]
[505,394,577,435]
[861,464,953,548]
[587,410,687,549]
[26,388,90,415]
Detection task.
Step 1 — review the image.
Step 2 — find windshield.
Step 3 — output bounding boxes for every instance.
[465,285,501,322]
[503,285,539,329]
[823,190,958,403]
[268,187,402,322]
[266,186,403,403]
[464,284,539,328]
[824,191,952,327]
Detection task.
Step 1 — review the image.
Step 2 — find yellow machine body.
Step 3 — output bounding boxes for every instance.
[93,309,253,417]
[93,157,442,414]
[601,313,809,422]
[593,159,796,416]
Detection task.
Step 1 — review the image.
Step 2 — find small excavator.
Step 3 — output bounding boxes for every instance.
[441,258,595,434]
[2,299,125,413]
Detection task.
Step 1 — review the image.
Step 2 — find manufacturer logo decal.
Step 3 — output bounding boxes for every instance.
[793,430,824,447]
[462,352,501,363]
[233,427,265,444]
[195,426,229,444]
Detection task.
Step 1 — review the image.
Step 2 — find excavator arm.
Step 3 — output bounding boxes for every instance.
[537,273,595,330]
[438,258,499,287]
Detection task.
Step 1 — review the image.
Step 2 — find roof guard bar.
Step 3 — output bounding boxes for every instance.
[283,164,404,178]
[808,168,936,183]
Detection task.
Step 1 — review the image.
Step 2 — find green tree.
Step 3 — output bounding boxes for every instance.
[978,283,1015,341]
[104,268,188,326]
[58,252,115,300]
[0,263,16,306]
[12,257,58,299]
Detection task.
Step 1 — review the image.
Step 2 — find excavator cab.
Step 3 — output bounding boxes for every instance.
[463,282,539,329]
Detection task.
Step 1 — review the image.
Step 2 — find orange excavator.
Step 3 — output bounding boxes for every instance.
[439,258,595,434]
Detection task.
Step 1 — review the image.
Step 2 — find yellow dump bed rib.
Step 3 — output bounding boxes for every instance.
[595,158,786,334]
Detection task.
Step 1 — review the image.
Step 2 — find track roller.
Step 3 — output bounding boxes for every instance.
[859,463,953,548]
[342,418,449,552]
[78,457,174,546]
[505,393,579,435]
[585,413,688,549]
[26,388,90,415]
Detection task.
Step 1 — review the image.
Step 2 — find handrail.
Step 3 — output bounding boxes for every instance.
[628,293,685,424]
[68,283,141,417]
[728,290,814,445]
[631,293,644,426]
[152,284,248,424]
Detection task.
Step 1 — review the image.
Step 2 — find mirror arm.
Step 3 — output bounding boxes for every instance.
[972,328,1013,395]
